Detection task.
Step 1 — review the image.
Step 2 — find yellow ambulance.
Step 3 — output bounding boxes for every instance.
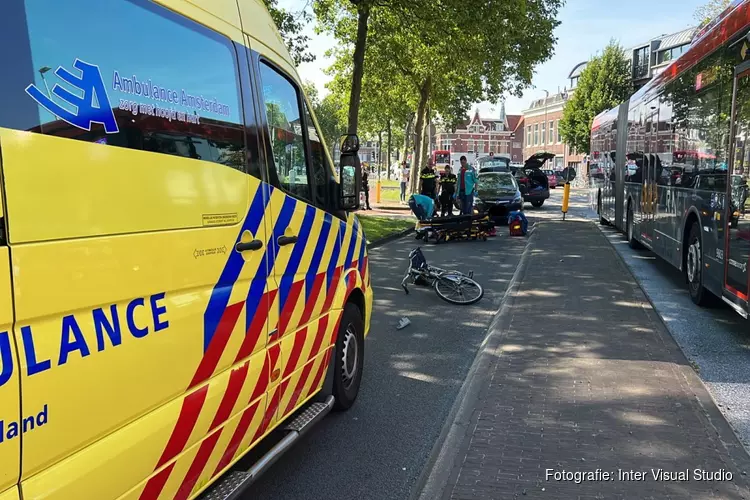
[0,1,371,499]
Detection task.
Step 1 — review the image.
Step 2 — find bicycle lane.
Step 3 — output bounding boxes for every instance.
[246,226,529,500]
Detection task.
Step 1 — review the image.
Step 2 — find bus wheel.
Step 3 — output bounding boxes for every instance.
[626,204,640,249]
[331,302,365,411]
[686,222,712,307]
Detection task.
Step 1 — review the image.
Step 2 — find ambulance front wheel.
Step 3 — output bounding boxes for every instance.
[331,302,365,411]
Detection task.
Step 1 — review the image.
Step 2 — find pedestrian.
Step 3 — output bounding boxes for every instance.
[455,155,478,215]
[439,164,457,217]
[400,161,410,203]
[362,166,372,210]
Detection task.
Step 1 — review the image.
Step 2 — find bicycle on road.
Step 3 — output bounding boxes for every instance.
[401,247,484,305]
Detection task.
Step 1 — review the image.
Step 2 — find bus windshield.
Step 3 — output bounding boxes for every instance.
[435,151,450,165]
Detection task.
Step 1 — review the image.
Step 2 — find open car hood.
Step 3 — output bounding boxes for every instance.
[524,152,555,170]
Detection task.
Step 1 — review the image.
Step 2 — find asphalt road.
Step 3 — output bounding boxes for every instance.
[244,208,530,500]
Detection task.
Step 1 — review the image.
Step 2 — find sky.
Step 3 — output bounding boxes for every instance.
[280,0,711,120]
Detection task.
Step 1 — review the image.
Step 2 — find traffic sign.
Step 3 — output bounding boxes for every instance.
[561,167,577,183]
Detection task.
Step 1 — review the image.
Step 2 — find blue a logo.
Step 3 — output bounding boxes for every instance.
[25,58,119,134]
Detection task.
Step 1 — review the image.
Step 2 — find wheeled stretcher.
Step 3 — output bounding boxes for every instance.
[414,213,494,243]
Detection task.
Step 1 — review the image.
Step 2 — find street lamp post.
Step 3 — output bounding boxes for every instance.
[542,89,549,152]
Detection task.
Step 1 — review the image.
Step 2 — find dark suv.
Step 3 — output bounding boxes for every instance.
[515,152,553,207]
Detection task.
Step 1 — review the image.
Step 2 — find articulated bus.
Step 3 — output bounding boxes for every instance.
[591,0,750,317]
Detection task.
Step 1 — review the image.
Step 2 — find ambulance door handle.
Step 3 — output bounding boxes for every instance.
[278,235,298,246]
[236,240,263,252]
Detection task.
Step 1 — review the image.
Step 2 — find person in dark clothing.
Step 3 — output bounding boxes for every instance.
[419,162,438,202]
[362,167,372,210]
[439,165,457,217]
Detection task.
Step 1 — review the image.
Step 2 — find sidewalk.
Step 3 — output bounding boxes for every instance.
[418,221,750,500]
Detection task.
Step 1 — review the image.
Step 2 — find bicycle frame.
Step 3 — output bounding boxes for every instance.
[401,248,473,294]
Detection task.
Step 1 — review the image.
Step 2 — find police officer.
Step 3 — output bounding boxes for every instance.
[419,161,438,205]
[439,164,457,217]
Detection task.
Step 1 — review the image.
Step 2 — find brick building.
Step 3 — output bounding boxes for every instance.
[433,103,525,166]
[521,62,587,171]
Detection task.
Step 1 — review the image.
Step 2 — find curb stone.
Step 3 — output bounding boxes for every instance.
[411,221,538,500]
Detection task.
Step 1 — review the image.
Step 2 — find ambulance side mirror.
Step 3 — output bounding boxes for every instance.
[339,134,361,211]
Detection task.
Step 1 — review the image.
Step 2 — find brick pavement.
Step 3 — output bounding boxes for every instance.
[431,221,750,500]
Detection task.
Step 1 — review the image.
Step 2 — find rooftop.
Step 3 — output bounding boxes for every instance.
[627,25,698,52]
[655,26,699,51]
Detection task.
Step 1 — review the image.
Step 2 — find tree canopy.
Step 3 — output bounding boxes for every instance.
[315,0,562,189]
[559,41,632,155]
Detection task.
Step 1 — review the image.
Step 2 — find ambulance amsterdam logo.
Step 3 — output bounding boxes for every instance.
[25,58,119,134]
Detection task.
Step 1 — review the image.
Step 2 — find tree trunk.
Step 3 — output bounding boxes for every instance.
[377,129,382,179]
[402,113,414,162]
[422,103,431,169]
[386,119,392,180]
[410,78,431,194]
[347,4,370,135]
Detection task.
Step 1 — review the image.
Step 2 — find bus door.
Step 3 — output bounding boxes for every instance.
[724,65,750,307]
[640,107,657,245]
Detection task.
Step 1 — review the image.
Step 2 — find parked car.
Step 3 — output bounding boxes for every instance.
[543,169,558,188]
[515,152,553,208]
[475,170,523,224]
[476,155,511,172]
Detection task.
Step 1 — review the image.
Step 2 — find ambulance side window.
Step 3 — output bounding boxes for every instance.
[258,61,313,203]
[6,0,248,172]
[302,100,334,208]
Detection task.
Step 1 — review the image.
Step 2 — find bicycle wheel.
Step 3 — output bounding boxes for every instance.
[434,273,483,305]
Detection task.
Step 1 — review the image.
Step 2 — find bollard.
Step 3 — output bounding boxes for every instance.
[561,182,571,220]
[376,180,382,203]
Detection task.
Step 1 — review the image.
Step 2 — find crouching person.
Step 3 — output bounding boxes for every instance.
[408,193,436,221]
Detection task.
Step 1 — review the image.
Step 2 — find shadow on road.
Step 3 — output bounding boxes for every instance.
[246,229,528,500]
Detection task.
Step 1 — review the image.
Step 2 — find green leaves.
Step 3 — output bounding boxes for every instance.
[560,41,632,155]
[315,0,562,137]
[263,0,315,65]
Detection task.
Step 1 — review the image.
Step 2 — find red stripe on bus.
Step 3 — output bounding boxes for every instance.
[726,284,749,301]
[190,301,244,389]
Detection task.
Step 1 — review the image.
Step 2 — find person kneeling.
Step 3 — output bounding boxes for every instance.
[408,193,436,221]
